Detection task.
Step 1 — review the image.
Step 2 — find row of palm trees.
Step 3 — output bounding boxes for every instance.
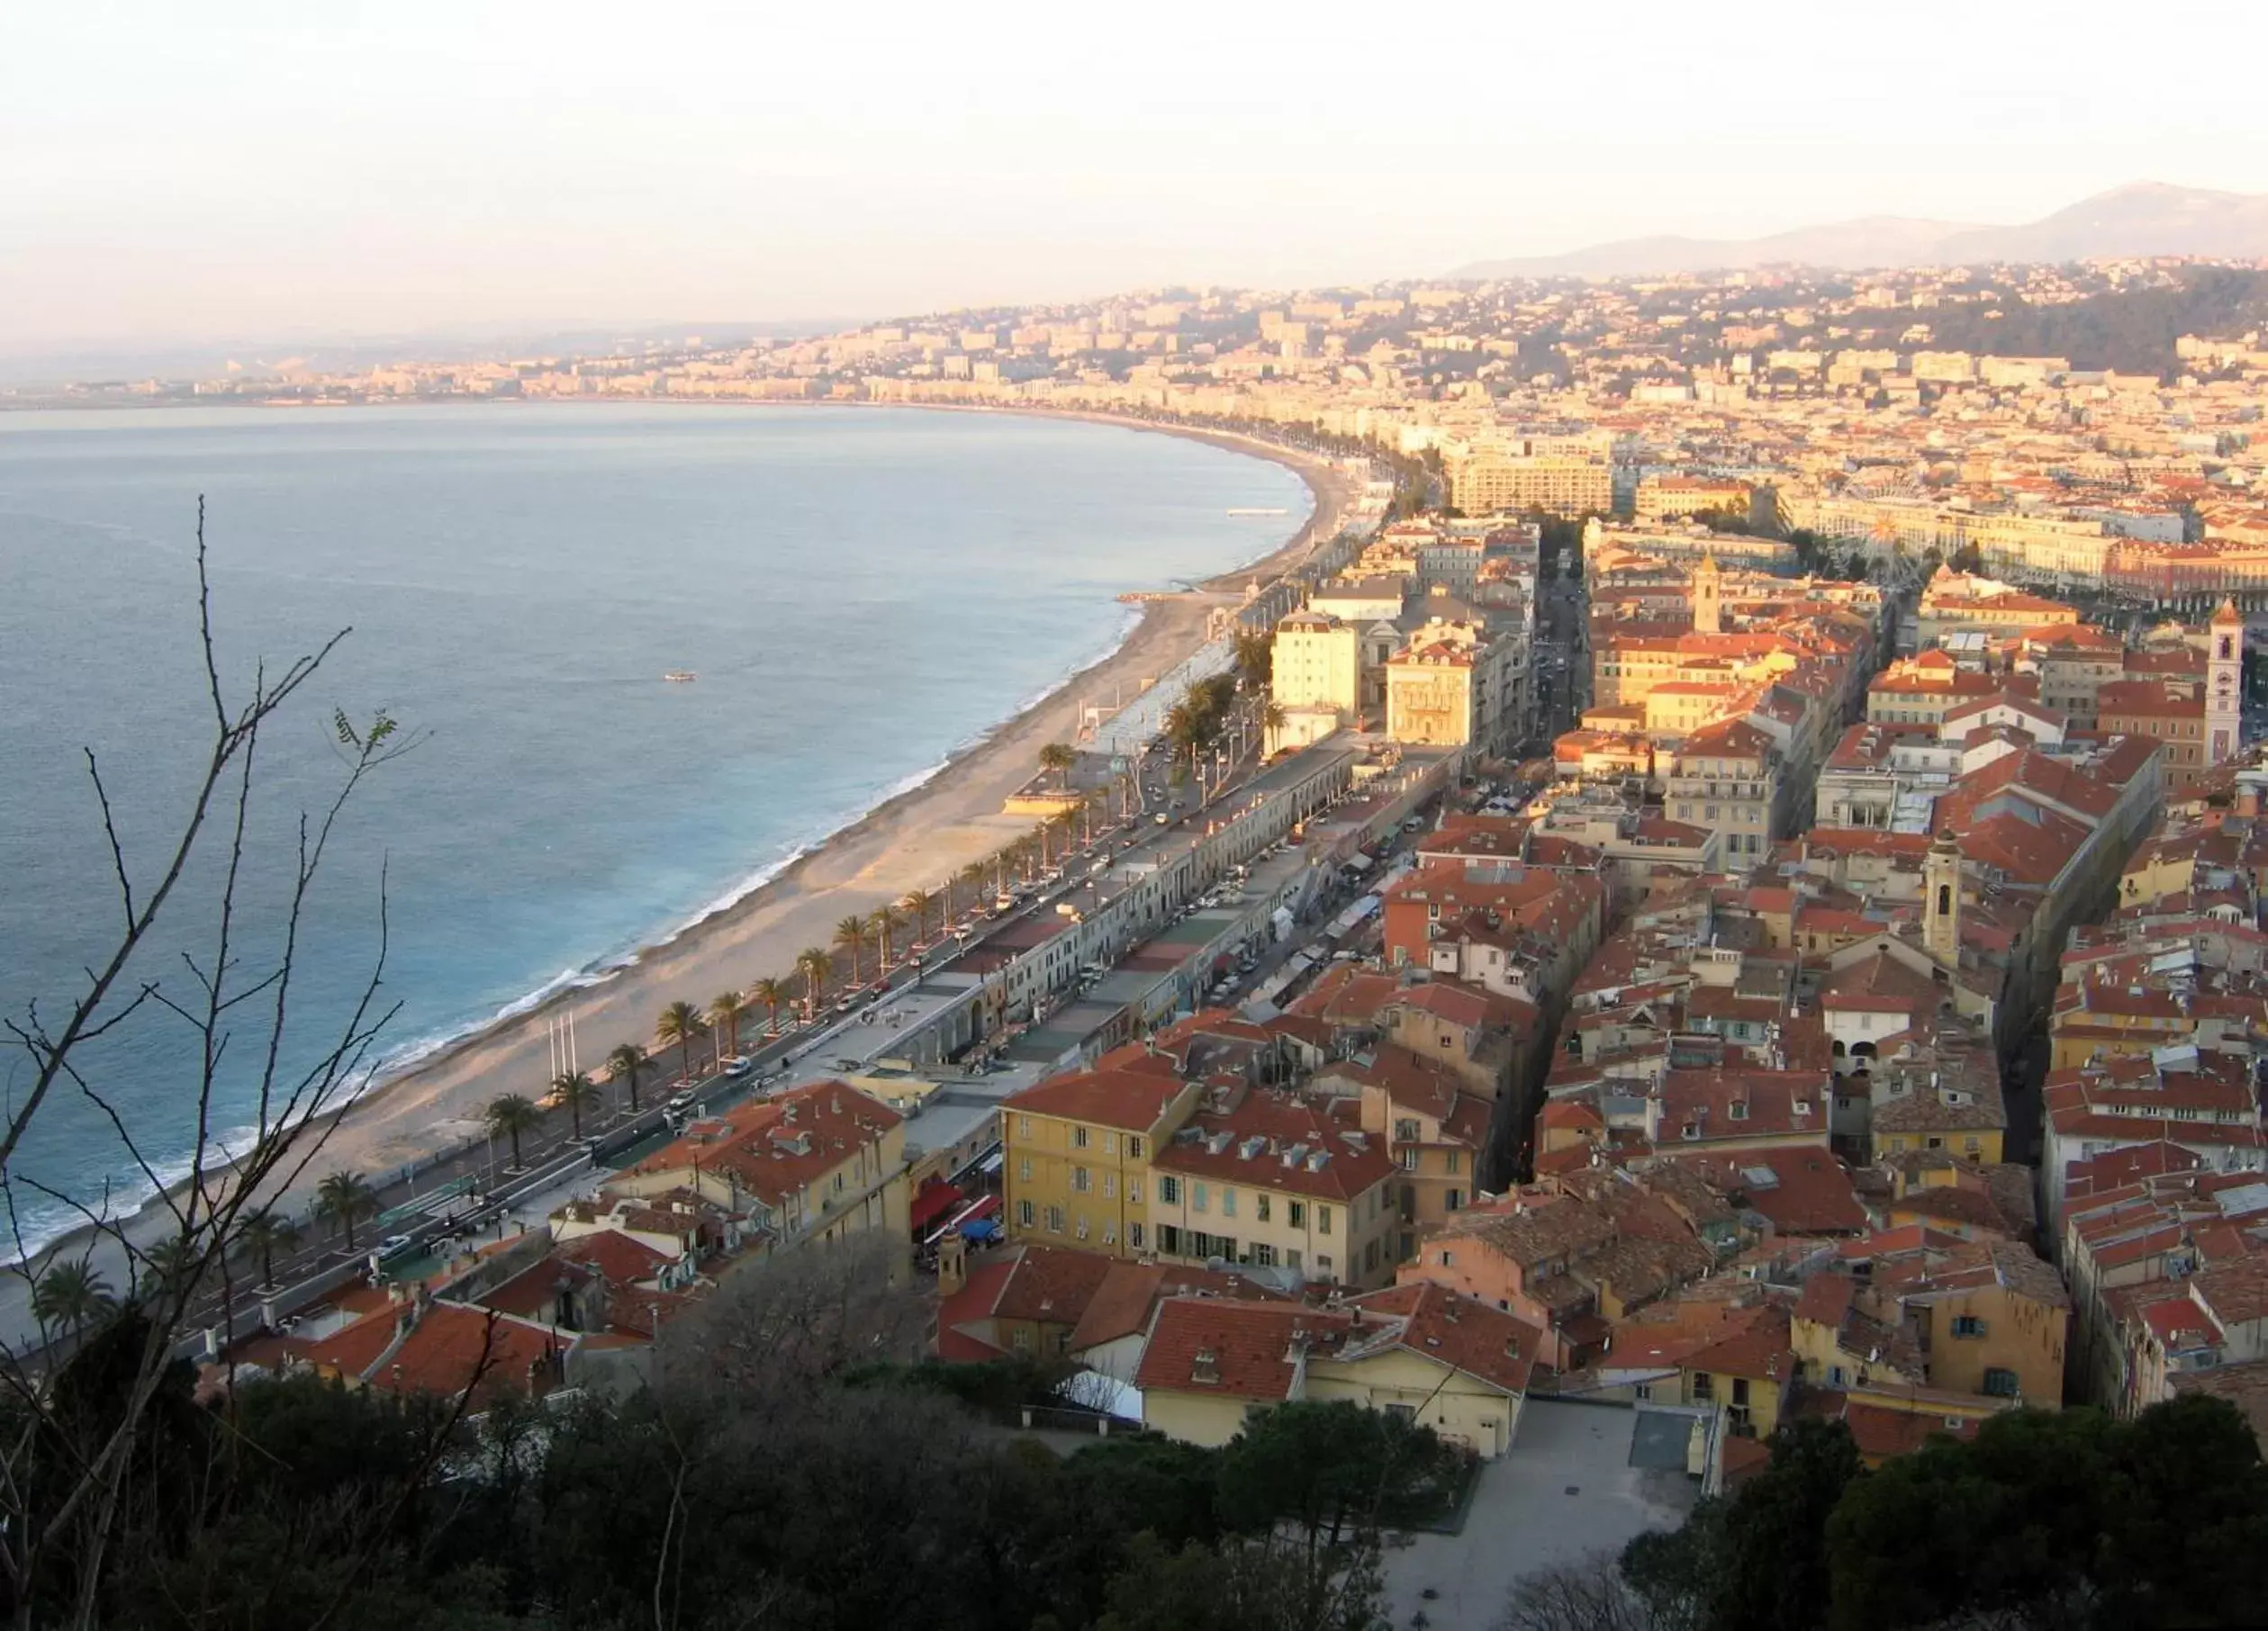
[456,805,1143,1187]
[30,1196,333,1343]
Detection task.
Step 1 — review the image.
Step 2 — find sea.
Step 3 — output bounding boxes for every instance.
[0,401,1312,1257]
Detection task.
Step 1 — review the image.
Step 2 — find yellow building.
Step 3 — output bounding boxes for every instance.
[1146,1090,1400,1288]
[1791,1275,1928,1393]
[999,1061,1199,1257]
[1134,1282,1537,1456]
[1387,641,1478,746]
[1868,1079,2009,1166]
[610,1078,910,1249]
[1673,1305,1794,1440]
[1875,1238,2070,1407]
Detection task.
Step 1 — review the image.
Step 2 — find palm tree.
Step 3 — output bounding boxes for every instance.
[751,977,790,1037]
[136,1236,204,1302]
[656,999,704,1086]
[485,1094,543,1171]
[1232,626,1273,689]
[1050,809,1079,857]
[314,1171,379,1254]
[1039,741,1078,786]
[900,888,935,945]
[834,915,868,984]
[957,861,989,918]
[797,947,833,1019]
[868,906,899,972]
[606,1041,647,1113]
[31,1258,113,1341]
[709,990,746,1063]
[238,1210,301,1288]
[550,1070,601,1140]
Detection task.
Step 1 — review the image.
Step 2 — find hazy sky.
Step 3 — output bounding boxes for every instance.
[8,0,2267,351]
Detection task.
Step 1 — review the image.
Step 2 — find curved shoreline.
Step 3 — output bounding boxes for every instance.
[202,405,1354,1224]
[348,406,1340,1088]
[0,401,1354,1269]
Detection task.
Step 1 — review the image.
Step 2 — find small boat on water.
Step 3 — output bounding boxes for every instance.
[1226,507,1289,516]
[664,671,698,683]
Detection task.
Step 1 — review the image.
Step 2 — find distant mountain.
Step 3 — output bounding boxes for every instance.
[1450,183,2268,279]
[1934,183,2268,265]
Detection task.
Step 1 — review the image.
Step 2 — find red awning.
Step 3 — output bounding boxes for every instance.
[908,1181,965,1233]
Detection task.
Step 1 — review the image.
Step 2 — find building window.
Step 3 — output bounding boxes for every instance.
[1127,1136,1143,1159]
[1289,1201,1306,1228]
[1318,1205,1333,1235]
[1103,1223,1117,1246]
[1104,1172,1117,1198]
[1193,1182,1209,1212]
[1017,1200,1035,1227]
[1157,1224,1180,1255]
[1692,1372,1714,1402]
[1316,1255,1334,1279]
[1017,1116,1032,1139]
[1045,1206,1064,1233]
[1444,1151,1460,1176]
[1158,1176,1181,1205]
[1400,1148,1419,1171]
[1983,1367,2020,1398]
[1256,1194,1271,1222]
[1072,1167,1091,1193]
[1130,1222,1145,1248]
[1103,1131,1117,1154]
[1445,1189,1465,1212]
[1128,1179,1142,1205]
[1253,1243,1278,1268]
[1072,1125,1089,1149]
[1953,1315,1988,1339]
[1221,1187,1237,1218]
[1017,1158,1032,1183]
[1286,1248,1302,1271]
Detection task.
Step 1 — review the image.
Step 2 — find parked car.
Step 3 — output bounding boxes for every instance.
[376,1233,417,1261]
[721,1054,754,1077]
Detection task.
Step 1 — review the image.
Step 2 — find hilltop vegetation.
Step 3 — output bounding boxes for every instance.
[1908,266,2268,376]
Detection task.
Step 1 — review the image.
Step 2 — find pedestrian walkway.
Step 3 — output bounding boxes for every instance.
[1090,638,1233,757]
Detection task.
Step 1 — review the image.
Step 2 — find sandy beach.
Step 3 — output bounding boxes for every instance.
[257,413,1359,1211]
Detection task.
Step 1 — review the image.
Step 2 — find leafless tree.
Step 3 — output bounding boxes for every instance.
[0,503,415,1630]
[1495,1550,1662,1631]
[653,1230,927,1412]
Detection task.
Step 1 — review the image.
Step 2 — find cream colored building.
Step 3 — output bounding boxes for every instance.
[1271,608,1363,734]
[1446,445,1613,518]
[1134,1283,1536,1456]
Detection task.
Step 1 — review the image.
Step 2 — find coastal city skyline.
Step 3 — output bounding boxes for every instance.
[17,7,2268,1618]
[13,0,2268,358]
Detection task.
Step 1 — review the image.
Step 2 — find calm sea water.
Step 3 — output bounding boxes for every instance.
[0,402,1309,1252]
